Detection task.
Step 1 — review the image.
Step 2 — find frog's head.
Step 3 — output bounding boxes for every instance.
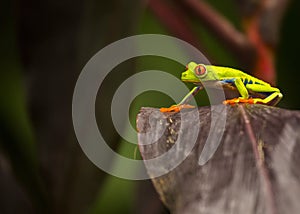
[181,62,217,83]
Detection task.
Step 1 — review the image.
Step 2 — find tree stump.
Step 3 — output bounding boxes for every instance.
[137,104,300,214]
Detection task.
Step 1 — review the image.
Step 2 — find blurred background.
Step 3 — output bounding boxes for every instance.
[1,0,300,213]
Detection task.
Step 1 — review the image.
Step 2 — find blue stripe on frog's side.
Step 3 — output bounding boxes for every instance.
[221,78,263,85]
[221,78,235,84]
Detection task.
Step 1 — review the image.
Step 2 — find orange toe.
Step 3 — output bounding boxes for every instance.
[160,104,195,113]
[223,98,255,105]
[160,106,180,113]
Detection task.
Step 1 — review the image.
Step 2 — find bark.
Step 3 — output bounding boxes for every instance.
[137,104,300,214]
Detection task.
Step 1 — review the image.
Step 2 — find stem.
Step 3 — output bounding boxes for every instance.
[179,0,255,67]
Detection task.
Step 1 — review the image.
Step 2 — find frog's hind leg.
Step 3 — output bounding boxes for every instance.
[246,84,283,105]
[247,92,282,105]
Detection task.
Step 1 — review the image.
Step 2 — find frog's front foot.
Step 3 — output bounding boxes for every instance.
[160,104,195,113]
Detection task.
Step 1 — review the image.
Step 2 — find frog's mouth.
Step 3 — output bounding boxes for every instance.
[181,79,201,83]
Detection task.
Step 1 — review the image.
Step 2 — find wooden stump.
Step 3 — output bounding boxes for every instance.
[137,104,300,214]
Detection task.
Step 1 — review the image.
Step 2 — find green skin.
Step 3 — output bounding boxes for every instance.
[178,62,283,106]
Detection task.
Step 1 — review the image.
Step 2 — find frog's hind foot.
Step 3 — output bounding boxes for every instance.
[223,98,256,105]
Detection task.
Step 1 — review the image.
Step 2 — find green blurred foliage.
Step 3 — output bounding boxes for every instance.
[276,0,300,109]
[0,0,47,212]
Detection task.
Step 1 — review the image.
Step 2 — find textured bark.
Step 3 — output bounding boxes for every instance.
[137,104,300,214]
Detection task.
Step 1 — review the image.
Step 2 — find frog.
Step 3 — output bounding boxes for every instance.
[160,62,282,112]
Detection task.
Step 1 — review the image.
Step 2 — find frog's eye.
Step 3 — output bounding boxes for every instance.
[194,64,207,77]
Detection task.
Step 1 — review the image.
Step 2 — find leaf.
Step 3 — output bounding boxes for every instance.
[137,104,300,214]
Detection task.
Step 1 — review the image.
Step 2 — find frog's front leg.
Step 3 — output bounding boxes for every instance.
[160,86,202,112]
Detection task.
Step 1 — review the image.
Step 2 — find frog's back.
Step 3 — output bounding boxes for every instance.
[207,65,269,86]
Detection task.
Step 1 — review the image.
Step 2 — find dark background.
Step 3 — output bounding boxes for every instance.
[1,0,300,213]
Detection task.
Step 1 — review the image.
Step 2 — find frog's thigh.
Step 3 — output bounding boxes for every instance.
[246,84,279,92]
[246,84,282,104]
[234,78,249,98]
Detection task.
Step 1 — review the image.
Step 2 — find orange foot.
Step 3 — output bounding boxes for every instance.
[160,104,195,113]
[223,98,255,105]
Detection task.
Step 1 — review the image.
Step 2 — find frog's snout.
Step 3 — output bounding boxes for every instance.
[181,71,189,81]
[181,70,200,83]
[181,71,192,82]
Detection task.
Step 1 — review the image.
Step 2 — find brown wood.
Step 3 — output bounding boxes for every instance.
[137,104,300,214]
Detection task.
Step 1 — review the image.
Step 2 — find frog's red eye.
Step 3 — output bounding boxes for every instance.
[194,64,207,76]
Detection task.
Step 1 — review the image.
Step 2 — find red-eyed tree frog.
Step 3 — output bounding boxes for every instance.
[160,62,283,112]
